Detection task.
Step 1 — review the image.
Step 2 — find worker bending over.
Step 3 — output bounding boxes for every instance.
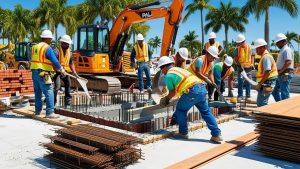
[272,33,294,101]
[130,33,152,93]
[53,35,79,106]
[253,39,278,107]
[158,56,222,142]
[170,47,189,69]
[30,30,66,118]
[208,55,234,101]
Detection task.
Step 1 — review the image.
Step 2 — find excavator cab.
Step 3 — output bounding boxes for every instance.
[14,42,34,62]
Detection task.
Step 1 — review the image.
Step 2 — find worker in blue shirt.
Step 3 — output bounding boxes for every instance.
[30,30,66,118]
[208,55,234,101]
[130,33,152,93]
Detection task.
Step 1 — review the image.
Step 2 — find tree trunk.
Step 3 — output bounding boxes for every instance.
[265,4,270,50]
[133,33,136,45]
[55,25,58,46]
[298,42,300,63]
[224,25,229,53]
[200,9,204,50]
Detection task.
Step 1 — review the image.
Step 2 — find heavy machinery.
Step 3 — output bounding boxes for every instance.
[72,0,184,93]
[0,42,34,70]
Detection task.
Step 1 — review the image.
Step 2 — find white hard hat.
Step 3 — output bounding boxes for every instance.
[236,34,245,43]
[59,35,72,44]
[158,56,174,68]
[274,33,287,43]
[137,33,144,41]
[178,47,188,60]
[252,38,267,49]
[40,30,53,39]
[224,55,233,66]
[207,46,219,58]
[209,32,216,39]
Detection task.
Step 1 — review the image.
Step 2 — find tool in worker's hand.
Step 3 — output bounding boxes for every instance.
[151,88,162,104]
[65,72,90,99]
[214,85,229,105]
[241,69,258,86]
[39,71,53,84]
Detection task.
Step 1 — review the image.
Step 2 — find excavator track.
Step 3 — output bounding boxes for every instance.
[70,75,121,93]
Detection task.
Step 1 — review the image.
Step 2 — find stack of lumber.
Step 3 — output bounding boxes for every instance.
[0,69,33,98]
[255,96,300,163]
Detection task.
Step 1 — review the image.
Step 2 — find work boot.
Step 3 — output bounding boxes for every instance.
[246,97,252,103]
[45,113,59,119]
[140,90,144,94]
[210,135,223,143]
[147,87,152,93]
[237,97,243,103]
[172,132,189,139]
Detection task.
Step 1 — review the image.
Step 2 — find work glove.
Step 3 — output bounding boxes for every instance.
[204,77,217,88]
[160,97,169,107]
[74,72,80,78]
[60,68,67,77]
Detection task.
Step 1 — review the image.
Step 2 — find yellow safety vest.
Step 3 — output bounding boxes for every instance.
[58,47,71,72]
[219,63,234,80]
[237,44,252,67]
[188,55,213,81]
[205,42,219,50]
[168,67,201,96]
[256,50,278,82]
[30,43,54,71]
[134,42,149,62]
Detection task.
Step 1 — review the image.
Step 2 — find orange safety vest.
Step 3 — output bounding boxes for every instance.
[168,67,201,96]
[30,42,54,71]
[58,47,71,72]
[256,50,278,82]
[188,55,213,78]
[237,44,252,67]
[134,42,149,62]
[215,62,234,80]
[205,42,219,50]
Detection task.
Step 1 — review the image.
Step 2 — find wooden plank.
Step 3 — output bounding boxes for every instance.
[165,132,259,169]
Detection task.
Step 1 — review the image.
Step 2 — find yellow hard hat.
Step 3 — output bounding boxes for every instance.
[230,97,237,104]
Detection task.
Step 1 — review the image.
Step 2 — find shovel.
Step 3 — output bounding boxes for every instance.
[214,84,229,105]
[65,73,91,99]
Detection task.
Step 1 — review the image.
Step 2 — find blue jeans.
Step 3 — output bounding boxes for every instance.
[32,69,55,115]
[257,79,277,107]
[238,68,251,98]
[137,62,152,91]
[272,72,293,101]
[174,84,221,136]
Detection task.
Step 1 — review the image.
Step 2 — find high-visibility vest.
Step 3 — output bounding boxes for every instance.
[168,67,201,96]
[30,42,54,71]
[205,42,219,50]
[237,44,252,67]
[134,42,149,62]
[256,50,278,82]
[188,55,213,80]
[214,62,234,80]
[58,47,71,72]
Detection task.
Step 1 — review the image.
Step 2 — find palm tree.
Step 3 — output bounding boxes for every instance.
[293,34,300,63]
[149,36,161,54]
[242,0,298,50]
[179,30,202,58]
[183,0,214,50]
[285,31,298,48]
[205,2,248,53]
[3,4,31,42]
[35,0,72,44]
[270,40,277,51]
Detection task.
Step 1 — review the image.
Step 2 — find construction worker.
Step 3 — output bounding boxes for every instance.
[253,38,278,107]
[208,55,234,101]
[234,34,255,102]
[130,33,152,93]
[158,56,222,142]
[30,30,66,118]
[170,47,189,69]
[188,46,219,90]
[203,32,223,58]
[53,35,79,106]
[272,33,294,101]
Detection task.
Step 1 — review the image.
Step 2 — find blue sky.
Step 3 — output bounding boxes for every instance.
[1,0,300,52]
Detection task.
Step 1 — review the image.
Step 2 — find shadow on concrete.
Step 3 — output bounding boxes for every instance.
[234,116,256,124]
[33,157,61,169]
[233,142,300,168]
[0,113,29,119]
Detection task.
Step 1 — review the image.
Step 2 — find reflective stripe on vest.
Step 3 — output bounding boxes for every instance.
[237,44,252,67]
[58,47,71,72]
[220,63,233,80]
[256,51,278,82]
[205,42,219,50]
[30,43,54,71]
[168,67,201,96]
[188,55,213,79]
[134,42,149,62]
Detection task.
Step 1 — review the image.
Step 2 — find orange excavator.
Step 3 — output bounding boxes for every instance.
[72,0,184,93]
